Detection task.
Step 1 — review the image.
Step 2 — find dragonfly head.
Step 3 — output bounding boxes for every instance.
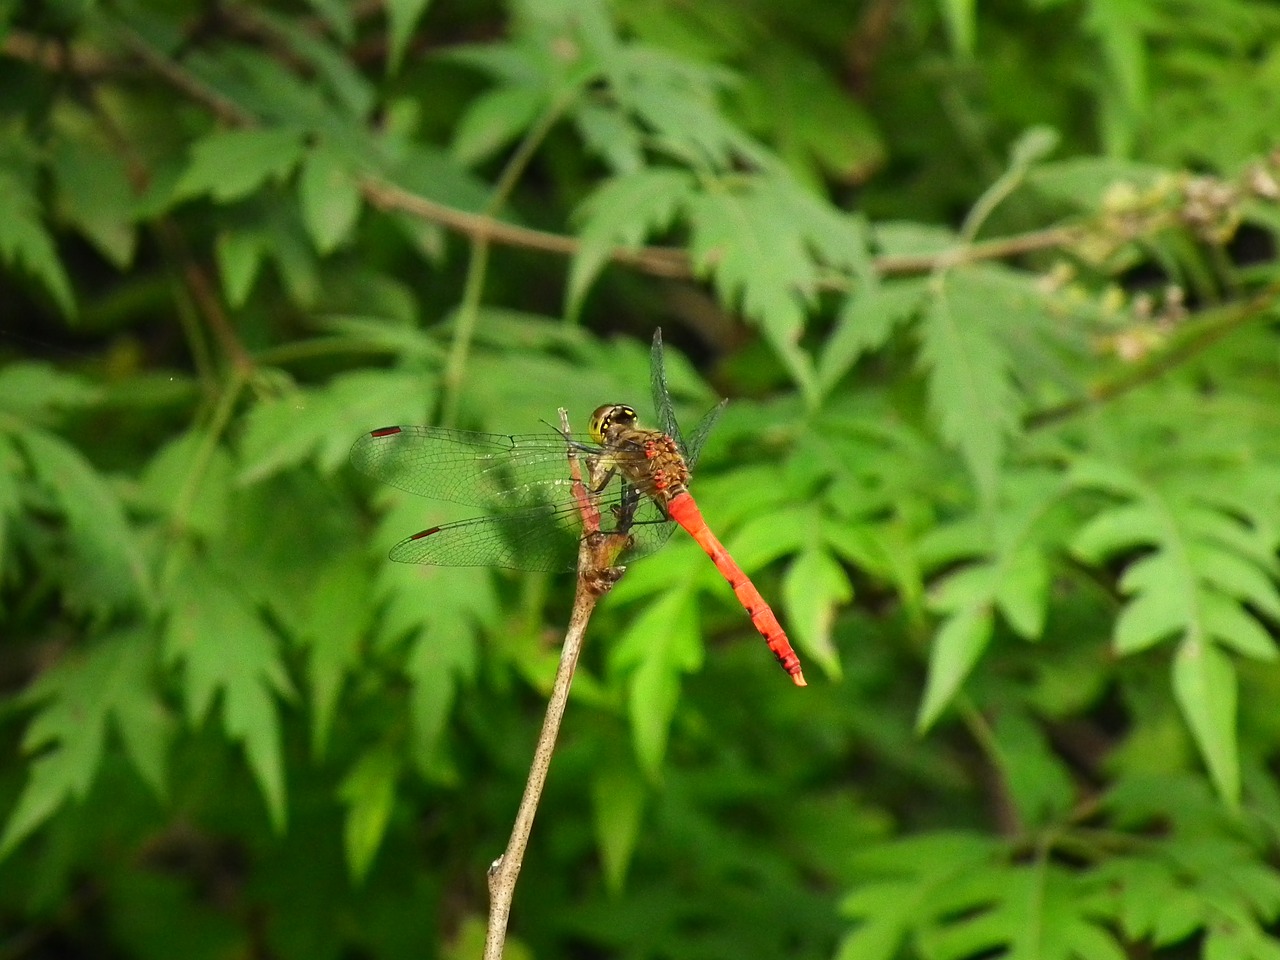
[589,404,638,445]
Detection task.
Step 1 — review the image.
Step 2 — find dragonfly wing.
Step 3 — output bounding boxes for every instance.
[389,504,581,571]
[681,398,727,470]
[648,329,726,469]
[649,328,684,452]
[351,425,582,510]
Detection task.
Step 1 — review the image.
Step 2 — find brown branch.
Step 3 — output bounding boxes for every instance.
[483,408,630,960]
[6,25,1094,287]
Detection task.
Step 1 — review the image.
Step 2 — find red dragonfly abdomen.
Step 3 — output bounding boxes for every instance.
[665,492,806,686]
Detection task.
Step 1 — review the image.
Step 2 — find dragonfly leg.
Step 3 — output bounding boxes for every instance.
[585,455,617,493]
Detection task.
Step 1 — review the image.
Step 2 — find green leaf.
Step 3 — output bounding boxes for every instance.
[299,553,372,757]
[164,561,294,830]
[137,429,234,541]
[1071,501,1160,562]
[51,137,138,269]
[688,177,846,398]
[386,0,433,73]
[1173,639,1239,808]
[1,628,170,858]
[0,168,75,316]
[175,129,306,202]
[937,0,976,55]
[991,711,1074,828]
[0,363,99,419]
[589,756,647,894]
[451,84,545,168]
[782,546,851,681]
[17,426,151,612]
[374,550,490,779]
[573,102,644,174]
[1113,584,1183,654]
[818,278,927,395]
[568,168,695,316]
[994,544,1049,639]
[610,590,701,778]
[338,743,401,882]
[917,604,993,731]
[215,227,268,308]
[298,147,362,254]
[917,269,1025,502]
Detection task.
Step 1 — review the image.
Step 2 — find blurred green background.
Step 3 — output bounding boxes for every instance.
[5,1,1280,958]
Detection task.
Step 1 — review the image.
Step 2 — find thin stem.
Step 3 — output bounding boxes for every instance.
[482,576,598,960]
[483,409,628,960]
[1025,282,1280,429]
[439,97,573,427]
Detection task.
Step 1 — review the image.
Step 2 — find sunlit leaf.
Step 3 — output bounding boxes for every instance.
[1172,639,1239,808]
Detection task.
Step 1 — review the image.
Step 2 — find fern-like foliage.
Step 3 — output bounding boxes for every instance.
[1069,454,1280,805]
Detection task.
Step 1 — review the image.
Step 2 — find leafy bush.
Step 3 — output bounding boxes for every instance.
[4,1,1280,958]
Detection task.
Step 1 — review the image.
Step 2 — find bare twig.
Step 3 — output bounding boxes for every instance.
[483,408,630,960]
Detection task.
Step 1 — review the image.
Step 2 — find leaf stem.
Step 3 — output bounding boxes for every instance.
[439,97,573,427]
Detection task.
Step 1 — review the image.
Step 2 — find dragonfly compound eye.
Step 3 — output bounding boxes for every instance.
[589,404,637,444]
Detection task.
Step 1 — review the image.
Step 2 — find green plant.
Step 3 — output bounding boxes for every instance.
[4,1,1280,958]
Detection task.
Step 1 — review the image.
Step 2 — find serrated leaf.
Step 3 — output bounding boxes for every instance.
[17,426,151,612]
[164,562,293,830]
[590,757,646,894]
[917,270,1023,502]
[451,84,545,167]
[338,743,401,882]
[573,102,644,174]
[175,128,306,202]
[687,178,835,396]
[568,168,695,316]
[298,148,362,254]
[1,628,169,858]
[377,560,489,780]
[1173,639,1239,807]
[917,604,993,731]
[818,278,926,394]
[782,546,850,681]
[386,0,432,73]
[610,591,701,778]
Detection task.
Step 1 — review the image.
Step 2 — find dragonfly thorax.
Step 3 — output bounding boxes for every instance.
[588,403,692,508]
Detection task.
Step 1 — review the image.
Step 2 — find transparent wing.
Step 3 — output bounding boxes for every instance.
[648,328,725,470]
[351,425,587,511]
[387,498,677,570]
[353,423,678,568]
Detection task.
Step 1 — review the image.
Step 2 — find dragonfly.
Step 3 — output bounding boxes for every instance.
[350,331,805,686]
